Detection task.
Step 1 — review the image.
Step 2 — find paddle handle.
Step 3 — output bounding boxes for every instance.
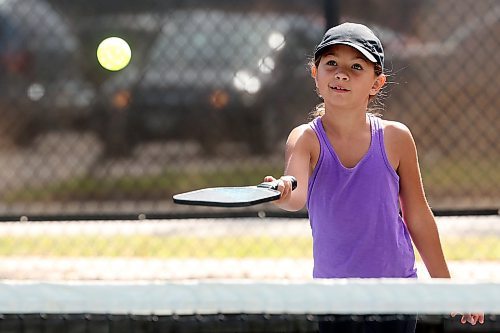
[258,176,297,191]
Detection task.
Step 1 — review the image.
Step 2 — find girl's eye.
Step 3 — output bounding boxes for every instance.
[352,63,363,70]
[326,60,337,66]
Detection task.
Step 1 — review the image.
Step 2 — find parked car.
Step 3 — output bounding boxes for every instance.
[0,0,94,146]
[93,10,324,155]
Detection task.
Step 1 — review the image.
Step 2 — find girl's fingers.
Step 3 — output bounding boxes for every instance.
[263,176,276,183]
[451,313,484,325]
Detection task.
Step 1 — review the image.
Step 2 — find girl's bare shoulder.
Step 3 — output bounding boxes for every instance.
[379,119,414,142]
[286,122,318,148]
[379,118,417,165]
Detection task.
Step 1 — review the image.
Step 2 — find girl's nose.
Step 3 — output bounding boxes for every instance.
[335,71,348,81]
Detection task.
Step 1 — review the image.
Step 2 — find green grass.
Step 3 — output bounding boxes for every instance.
[440,237,500,261]
[5,155,498,203]
[421,157,500,191]
[0,154,500,205]
[0,235,311,258]
[0,235,498,261]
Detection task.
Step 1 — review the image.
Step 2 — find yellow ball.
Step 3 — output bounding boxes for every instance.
[96,37,131,71]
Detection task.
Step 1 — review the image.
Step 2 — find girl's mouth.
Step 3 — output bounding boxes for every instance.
[330,85,350,92]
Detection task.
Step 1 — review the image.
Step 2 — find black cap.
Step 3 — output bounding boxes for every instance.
[314,22,384,70]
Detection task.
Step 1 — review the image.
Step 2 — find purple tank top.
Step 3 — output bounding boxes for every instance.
[307,115,417,278]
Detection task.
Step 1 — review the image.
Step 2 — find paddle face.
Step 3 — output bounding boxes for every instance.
[173,177,297,207]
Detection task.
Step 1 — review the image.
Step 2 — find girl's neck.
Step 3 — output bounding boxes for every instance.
[321,105,369,137]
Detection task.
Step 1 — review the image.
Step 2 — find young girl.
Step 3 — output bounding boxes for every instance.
[263,22,483,331]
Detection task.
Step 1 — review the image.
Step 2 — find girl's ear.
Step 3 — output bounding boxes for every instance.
[310,65,319,90]
[310,65,317,79]
[370,74,386,96]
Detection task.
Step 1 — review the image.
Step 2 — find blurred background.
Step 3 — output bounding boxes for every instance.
[0,0,498,282]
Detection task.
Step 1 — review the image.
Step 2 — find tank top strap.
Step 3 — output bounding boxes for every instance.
[368,114,400,180]
[368,114,381,144]
[309,117,328,147]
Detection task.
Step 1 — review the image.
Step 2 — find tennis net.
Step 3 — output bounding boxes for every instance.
[0,279,498,332]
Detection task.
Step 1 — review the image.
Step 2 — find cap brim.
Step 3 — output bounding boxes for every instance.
[315,41,377,63]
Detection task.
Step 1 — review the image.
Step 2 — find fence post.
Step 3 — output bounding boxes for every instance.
[323,0,340,30]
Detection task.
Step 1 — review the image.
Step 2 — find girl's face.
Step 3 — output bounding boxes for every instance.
[313,44,385,110]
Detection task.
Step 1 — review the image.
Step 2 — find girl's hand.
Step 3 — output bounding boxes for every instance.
[451,312,484,325]
[263,175,295,204]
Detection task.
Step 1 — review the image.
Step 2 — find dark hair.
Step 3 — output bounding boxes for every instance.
[308,55,386,119]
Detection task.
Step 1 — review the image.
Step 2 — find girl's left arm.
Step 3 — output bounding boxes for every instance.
[395,125,451,278]
[393,123,483,325]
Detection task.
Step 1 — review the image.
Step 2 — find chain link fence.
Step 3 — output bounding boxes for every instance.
[0,0,498,281]
[0,0,497,216]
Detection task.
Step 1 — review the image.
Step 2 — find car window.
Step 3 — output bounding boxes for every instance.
[148,11,288,72]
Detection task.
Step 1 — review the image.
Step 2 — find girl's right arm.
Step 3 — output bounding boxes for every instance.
[264,124,317,211]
